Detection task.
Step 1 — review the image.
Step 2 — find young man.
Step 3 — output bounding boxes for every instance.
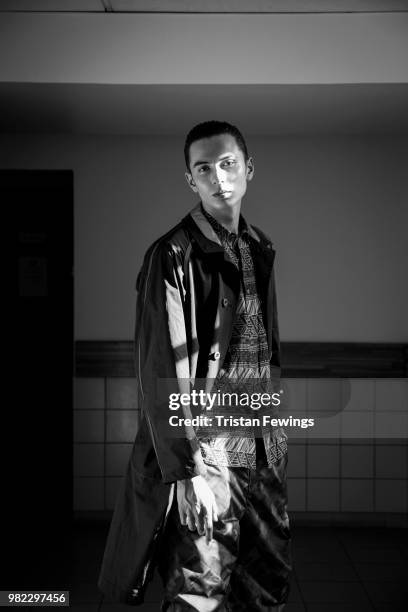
[98,121,292,611]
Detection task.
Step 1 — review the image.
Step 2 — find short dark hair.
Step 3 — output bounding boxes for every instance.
[184,120,249,171]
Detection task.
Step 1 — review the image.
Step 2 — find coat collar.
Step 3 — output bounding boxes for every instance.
[200,202,250,242]
[183,202,273,255]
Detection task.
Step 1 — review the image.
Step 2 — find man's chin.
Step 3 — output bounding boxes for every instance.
[204,197,239,209]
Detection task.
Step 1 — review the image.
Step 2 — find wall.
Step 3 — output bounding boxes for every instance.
[73,376,408,520]
[1,133,407,341]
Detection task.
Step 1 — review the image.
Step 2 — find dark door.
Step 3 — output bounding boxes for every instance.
[1,170,73,590]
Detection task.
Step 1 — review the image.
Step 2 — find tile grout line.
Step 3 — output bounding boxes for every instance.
[334,531,377,611]
[305,379,308,513]
[100,376,108,609]
[292,568,308,612]
[373,379,377,513]
[339,379,343,514]
[103,377,107,512]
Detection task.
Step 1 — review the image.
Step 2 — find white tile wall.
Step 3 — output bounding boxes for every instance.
[287,478,306,511]
[74,444,104,477]
[281,378,307,414]
[73,477,104,511]
[73,410,104,443]
[341,479,374,512]
[340,380,375,441]
[308,379,342,415]
[106,410,138,443]
[106,443,133,477]
[341,445,374,478]
[375,480,408,513]
[342,379,375,413]
[308,479,340,512]
[105,477,124,511]
[308,445,340,478]
[307,416,342,442]
[74,378,104,410]
[375,445,408,479]
[374,411,408,439]
[72,377,408,515]
[107,378,138,410]
[375,379,408,412]
[341,411,375,441]
[286,444,307,478]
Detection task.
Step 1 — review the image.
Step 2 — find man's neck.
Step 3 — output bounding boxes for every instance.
[202,202,241,234]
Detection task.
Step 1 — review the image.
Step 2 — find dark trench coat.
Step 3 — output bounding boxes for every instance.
[97,202,282,605]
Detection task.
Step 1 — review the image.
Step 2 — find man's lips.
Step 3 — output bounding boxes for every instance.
[213,190,232,197]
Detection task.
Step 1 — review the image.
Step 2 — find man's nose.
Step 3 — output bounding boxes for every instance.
[211,167,226,185]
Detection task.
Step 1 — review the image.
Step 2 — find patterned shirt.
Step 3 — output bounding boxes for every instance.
[197,204,288,469]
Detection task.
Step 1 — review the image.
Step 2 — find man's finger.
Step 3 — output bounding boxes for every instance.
[178,504,187,525]
[196,521,205,536]
[180,513,187,526]
[192,503,206,536]
[186,509,196,531]
[197,513,206,536]
[205,514,213,544]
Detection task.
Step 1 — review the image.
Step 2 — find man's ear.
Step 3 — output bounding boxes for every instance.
[185,171,198,193]
[246,157,255,181]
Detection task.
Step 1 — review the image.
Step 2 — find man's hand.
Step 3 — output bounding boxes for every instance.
[177,475,219,543]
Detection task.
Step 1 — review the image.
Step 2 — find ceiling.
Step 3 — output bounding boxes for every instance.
[1,3,406,136]
[1,83,407,136]
[1,0,407,12]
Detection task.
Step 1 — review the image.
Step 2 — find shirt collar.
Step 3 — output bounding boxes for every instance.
[200,203,249,243]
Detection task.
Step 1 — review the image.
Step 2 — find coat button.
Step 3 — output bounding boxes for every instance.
[221,298,229,307]
[209,351,221,360]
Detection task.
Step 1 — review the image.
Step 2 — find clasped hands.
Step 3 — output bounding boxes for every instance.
[177,475,219,543]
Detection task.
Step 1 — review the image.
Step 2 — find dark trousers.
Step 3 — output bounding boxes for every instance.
[158,441,292,611]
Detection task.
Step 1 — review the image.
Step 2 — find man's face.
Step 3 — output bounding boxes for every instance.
[185,133,254,214]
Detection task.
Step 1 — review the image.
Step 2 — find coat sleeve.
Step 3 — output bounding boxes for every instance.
[134,239,207,484]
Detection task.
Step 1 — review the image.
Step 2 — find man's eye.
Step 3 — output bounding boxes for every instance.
[198,166,209,174]
[222,160,236,167]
